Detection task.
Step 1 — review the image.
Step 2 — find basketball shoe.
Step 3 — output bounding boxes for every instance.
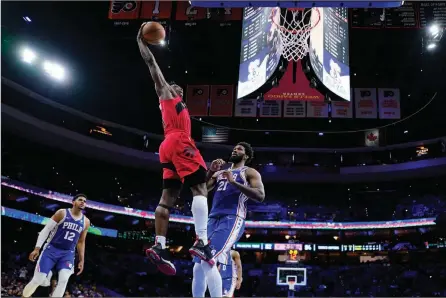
[189,238,215,266]
[146,243,176,275]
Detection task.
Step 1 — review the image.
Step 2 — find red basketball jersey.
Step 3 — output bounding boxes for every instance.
[160,96,191,137]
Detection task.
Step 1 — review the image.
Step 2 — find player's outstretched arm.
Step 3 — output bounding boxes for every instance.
[28,209,65,262]
[76,217,90,276]
[136,24,174,100]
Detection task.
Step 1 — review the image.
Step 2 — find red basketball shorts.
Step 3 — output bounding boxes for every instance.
[159,132,207,181]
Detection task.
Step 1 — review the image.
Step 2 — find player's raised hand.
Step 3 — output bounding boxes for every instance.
[28,248,40,262]
[210,159,225,171]
[77,261,84,276]
[136,22,147,41]
[221,170,235,184]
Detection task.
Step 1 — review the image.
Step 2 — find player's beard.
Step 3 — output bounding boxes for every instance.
[229,154,243,163]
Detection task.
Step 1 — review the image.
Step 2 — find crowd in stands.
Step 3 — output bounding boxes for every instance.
[1,252,108,297]
[3,247,446,297]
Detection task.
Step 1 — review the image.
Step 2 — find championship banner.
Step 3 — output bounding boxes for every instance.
[208,8,243,21]
[378,88,401,119]
[283,101,306,118]
[109,1,141,20]
[209,85,234,117]
[331,101,353,118]
[306,101,329,118]
[265,60,324,101]
[354,88,377,119]
[186,85,209,116]
[259,100,282,118]
[234,99,257,117]
[365,129,379,147]
[175,2,207,21]
[140,1,172,20]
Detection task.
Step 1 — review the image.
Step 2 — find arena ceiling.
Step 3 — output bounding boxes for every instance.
[1,1,445,147]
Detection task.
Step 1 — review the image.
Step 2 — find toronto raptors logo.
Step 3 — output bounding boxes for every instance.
[183,147,196,158]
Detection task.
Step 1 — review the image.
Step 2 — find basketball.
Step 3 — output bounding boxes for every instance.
[142,22,166,45]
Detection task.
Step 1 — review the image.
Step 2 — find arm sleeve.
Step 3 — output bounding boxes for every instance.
[35,218,57,248]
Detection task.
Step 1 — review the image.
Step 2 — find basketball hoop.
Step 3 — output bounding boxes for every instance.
[271,8,320,62]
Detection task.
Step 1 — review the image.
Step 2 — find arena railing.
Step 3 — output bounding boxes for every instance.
[2,176,436,230]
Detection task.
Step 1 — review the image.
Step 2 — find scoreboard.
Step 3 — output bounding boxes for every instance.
[351,1,446,29]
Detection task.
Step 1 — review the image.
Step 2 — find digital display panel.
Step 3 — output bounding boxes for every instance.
[309,7,350,101]
[237,7,282,99]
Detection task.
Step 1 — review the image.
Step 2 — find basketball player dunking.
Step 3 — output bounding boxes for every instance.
[136,24,220,287]
[22,194,90,298]
[192,142,265,297]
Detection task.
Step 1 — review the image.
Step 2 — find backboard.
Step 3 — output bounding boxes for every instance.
[276,267,307,286]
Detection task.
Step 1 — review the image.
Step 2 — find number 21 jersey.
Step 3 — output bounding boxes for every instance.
[47,209,85,250]
[209,166,250,219]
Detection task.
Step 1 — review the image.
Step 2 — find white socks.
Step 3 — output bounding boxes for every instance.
[192,263,207,297]
[155,235,167,249]
[201,261,222,298]
[191,195,208,245]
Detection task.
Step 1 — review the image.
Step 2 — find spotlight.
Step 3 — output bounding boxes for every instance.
[427,43,437,50]
[429,24,440,37]
[159,40,166,46]
[23,16,32,23]
[43,61,65,81]
[21,48,37,64]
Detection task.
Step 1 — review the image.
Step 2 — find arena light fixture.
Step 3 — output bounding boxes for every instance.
[21,48,37,64]
[429,24,440,37]
[159,39,166,46]
[23,16,32,23]
[427,43,437,50]
[42,60,66,81]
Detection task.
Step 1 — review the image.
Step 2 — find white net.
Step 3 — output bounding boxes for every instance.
[274,8,320,62]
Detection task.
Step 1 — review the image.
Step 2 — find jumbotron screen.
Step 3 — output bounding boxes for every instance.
[237,7,282,99]
[309,7,351,101]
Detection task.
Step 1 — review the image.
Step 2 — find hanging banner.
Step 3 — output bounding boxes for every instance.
[259,101,282,118]
[109,1,141,19]
[365,129,380,147]
[354,88,377,119]
[186,85,209,116]
[331,101,353,118]
[283,101,306,118]
[378,88,401,119]
[306,102,329,118]
[265,60,324,101]
[209,85,234,117]
[209,8,243,21]
[140,1,172,20]
[175,2,207,21]
[235,99,257,117]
